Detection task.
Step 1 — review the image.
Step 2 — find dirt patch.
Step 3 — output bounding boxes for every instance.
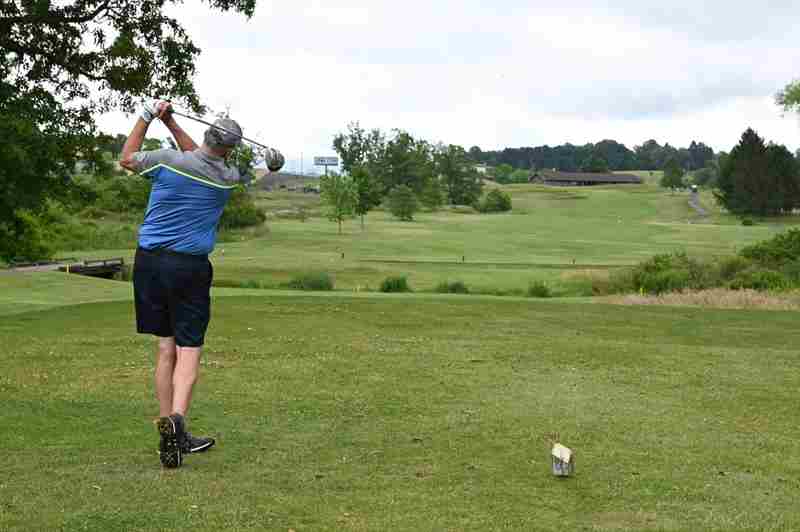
[601,289,800,311]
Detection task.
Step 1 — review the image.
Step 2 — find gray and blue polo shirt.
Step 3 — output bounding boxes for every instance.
[131,149,242,255]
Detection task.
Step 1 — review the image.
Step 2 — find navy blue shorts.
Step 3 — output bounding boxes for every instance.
[133,247,213,348]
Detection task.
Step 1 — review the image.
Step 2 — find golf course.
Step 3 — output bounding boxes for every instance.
[2,181,799,531]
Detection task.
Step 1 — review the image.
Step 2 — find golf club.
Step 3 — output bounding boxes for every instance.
[170,109,285,172]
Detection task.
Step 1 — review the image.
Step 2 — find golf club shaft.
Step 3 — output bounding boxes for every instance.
[171,110,276,153]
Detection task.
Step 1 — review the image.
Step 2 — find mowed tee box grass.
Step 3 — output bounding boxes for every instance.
[1,277,799,530]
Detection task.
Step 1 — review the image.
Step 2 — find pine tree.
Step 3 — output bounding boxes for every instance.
[715,129,770,215]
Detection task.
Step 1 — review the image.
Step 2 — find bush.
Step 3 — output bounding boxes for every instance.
[741,217,755,226]
[527,280,552,298]
[479,189,512,213]
[80,205,108,220]
[728,268,789,291]
[220,188,267,229]
[380,275,412,293]
[629,252,717,295]
[386,185,419,221]
[287,272,334,291]
[739,228,800,267]
[435,280,469,294]
[716,255,752,281]
[780,259,800,282]
[0,209,56,262]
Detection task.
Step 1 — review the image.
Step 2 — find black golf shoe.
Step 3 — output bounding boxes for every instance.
[182,432,215,454]
[156,413,186,468]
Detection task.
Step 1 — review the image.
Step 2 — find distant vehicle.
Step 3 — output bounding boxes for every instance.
[691,185,698,193]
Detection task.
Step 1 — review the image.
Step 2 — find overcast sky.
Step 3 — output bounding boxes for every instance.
[97,1,800,173]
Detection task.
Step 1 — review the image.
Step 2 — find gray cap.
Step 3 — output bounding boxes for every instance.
[204,118,243,149]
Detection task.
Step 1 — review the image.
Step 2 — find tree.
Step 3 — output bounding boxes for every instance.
[350,165,382,229]
[592,139,637,170]
[687,141,714,170]
[386,185,418,221]
[320,173,357,234]
[0,0,257,261]
[379,131,432,195]
[633,140,662,171]
[776,80,800,113]
[468,146,483,162]
[479,189,512,213]
[435,145,483,206]
[332,123,385,228]
[332,122,382,174]
[510,169,530,183]
[494,163,515,183]
[660,158,685,189]
[766,143,800,215]
[581,154,610,173]
[692,159,719,187]
[419,177,444,210]
[715,129,771,216]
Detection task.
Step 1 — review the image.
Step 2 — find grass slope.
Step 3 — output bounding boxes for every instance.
[65,183,789,295]
[1,285,799,531]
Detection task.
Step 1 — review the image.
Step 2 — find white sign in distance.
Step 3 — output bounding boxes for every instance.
[314,156,339,167]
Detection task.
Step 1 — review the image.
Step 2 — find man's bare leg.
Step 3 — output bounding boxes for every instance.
[154,337,177,417]
[171,346,202,416]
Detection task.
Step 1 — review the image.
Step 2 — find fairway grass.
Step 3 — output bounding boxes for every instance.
[2,281,799,531]
[52,182,792,296]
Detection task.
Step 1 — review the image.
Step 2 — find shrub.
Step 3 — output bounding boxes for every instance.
[435,280,469,294]
[287,272,334,291]
[386,185,419,221]
[739,228,800,267]
[220,188,267,229]
[629,252,717,295]
[479,189,512,213]
[380,275,412,293]
[716,255,752,281]
[449,205,479,214]
[741,217,755,226]
[80,206,108,220]
[780,259,800,283]
[728,268,789,291]
[0,209,55,262]
[527,280,552,298]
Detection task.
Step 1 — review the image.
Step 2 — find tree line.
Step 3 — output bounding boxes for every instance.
[329,123,487,229]
[468,139,715,173]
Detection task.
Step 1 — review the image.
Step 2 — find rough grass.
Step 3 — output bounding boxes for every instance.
[2,275,800,531]
[604,288,800,310]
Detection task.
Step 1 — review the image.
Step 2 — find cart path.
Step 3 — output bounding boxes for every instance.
[689,191,709,217]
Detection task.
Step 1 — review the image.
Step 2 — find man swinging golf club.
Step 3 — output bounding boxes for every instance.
[120,100,245,468]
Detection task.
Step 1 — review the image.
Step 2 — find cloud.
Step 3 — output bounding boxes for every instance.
[96,1,800,162]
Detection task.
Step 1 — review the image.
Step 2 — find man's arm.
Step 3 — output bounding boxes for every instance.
[119,101,179,172]
[119,118,150,172]
[162,114,199,152]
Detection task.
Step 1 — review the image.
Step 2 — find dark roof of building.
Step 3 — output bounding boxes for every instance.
[533,170,642,184]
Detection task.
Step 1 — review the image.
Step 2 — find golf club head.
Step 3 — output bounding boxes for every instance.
[266,149,285,172]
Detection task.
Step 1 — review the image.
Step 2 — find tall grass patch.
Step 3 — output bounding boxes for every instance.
[435,280,470,294]
[380,275,412,293]
[287,272,335,291]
